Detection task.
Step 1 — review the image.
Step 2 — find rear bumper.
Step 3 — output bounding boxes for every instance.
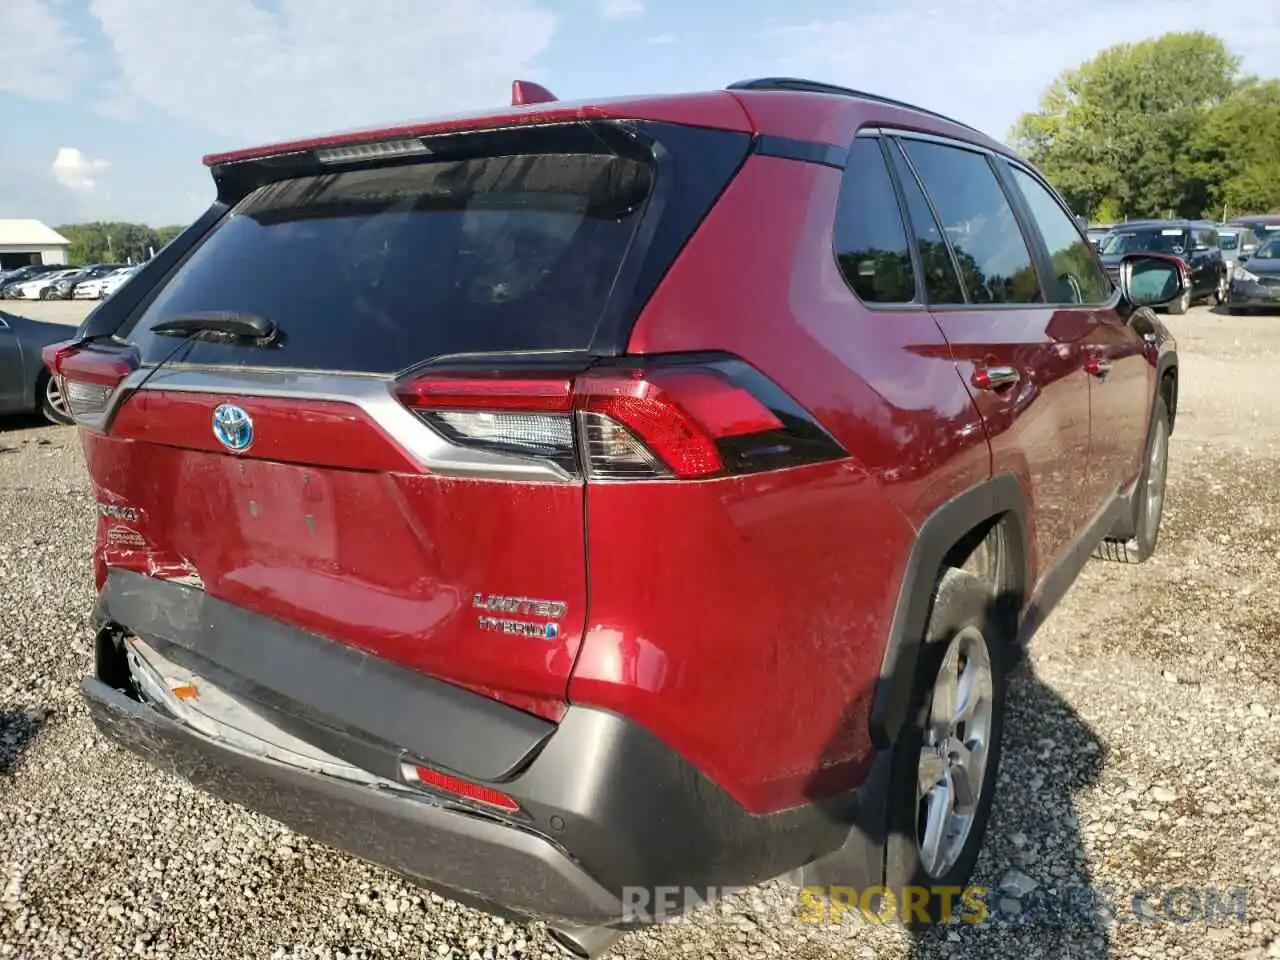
[82,678,622,923]
[85,571,887,924]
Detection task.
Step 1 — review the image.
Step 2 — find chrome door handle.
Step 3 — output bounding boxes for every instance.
[972,365,1020,391]
[1085,357,1113,378]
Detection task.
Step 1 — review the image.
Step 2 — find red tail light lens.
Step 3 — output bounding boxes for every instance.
[402,763,520,813]
[396,374,572,412]
[396,354,846,481]
[41,340,139,430]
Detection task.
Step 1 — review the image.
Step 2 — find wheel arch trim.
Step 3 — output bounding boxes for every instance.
[869,474,1029,748]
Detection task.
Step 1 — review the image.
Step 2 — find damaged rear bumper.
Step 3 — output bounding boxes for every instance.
[82,677,623,923]
[82,569,888,926]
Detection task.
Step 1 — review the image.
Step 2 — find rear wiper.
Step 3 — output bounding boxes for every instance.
[151,311,278,342]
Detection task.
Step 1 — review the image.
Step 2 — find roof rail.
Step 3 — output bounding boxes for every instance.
[726,77,982,135]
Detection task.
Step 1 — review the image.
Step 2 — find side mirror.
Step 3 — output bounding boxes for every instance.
[1119,253,1187,308]
[1238,253,1251,263]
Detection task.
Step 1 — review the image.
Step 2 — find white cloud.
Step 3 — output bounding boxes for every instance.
[758,0,1280,142]
[0,0,83,99]
[599,0,644,19]
[87,0,559,144]
[51,148,110,193]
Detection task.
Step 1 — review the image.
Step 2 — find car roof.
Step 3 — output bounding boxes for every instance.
[1114,219,1216,228]
[203,78,1013,170]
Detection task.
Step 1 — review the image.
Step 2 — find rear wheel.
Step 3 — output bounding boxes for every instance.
[884,568,1008,926]
[39,372,74,425]
[1166,289,1190,315]
[39,287,55,301]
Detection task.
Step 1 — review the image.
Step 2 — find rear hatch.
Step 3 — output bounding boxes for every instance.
[55,117,751,719]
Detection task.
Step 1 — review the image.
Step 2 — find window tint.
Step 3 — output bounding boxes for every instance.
[1009,166,1113,305]
[1219,232,1239,251]
[121,149,657,373]
[888,141,966,304]
[1197,229,1218,249]
[832,139,915,304]
[900,140,1042,304]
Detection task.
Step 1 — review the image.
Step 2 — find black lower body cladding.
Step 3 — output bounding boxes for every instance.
[85,572,888,925]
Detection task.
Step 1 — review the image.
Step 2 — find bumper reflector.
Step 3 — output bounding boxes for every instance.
[402,763,520,813]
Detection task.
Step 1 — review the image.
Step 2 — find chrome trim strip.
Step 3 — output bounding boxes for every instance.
[118,367,576,483]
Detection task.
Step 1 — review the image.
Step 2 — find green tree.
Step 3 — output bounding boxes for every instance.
[154,225,186,249]
[55,221,184,265]
[1188,79,1280,218]
[1011,32,1240,220]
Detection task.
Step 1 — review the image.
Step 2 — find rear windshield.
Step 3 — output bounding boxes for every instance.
[119,147,655,373]
[1099,228,1191,256]
[1218,232,1239,250]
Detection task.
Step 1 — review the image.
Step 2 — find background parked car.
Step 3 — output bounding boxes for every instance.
[4,269,79,301]
[0,263,63,297]
[49,264,114,300]
[0,310,75,423]
[1085,224,1114,249]
[1097,219,1227,313]
[1217,226,1258,275]
[1227,233,1280,315]
[66,264,125,299]
[1224,214,1280,242]
[92,265,139,300]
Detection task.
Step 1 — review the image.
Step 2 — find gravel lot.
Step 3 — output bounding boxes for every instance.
[3,300,94,328]
[2,303,1278,959]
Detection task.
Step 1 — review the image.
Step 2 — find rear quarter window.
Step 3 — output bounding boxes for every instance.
[832,138,916,304]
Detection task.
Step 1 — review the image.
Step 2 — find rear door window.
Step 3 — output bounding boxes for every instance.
[898,139,1042,305]
[119,145,657,373]
[887,141,967,304]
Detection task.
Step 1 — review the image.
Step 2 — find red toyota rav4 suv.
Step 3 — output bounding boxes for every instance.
[51,78,1181,956]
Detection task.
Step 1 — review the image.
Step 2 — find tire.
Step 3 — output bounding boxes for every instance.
[883,568,1008,927]
[39,287,55,301]
[1166,289,1190,315]
[1213,273,1229,306]
[39,372,74,425]
[1094,394,1170,564]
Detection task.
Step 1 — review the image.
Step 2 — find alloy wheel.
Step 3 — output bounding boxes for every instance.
[1144,418,1168,531]
[44,374,72,422]
[916,626,994,878]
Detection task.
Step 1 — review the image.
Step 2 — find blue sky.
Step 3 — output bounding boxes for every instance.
[2,0,1277,227]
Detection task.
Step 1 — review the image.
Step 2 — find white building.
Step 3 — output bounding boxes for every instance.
[0,220,71,270]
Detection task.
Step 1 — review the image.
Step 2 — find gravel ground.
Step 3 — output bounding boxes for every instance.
[2,304,1278,959]
[1,301,96,327]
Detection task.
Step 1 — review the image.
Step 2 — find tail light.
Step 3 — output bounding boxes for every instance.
[42,340,140,431]
[396,355,846,481]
